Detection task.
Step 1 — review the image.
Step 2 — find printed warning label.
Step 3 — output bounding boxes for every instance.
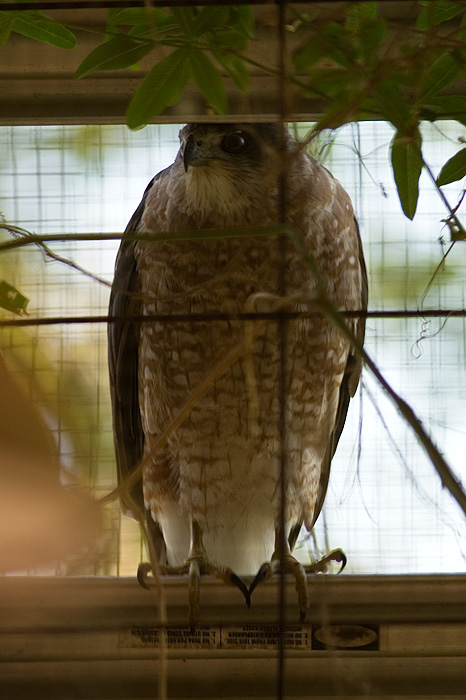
[121,625,219,649]
[221,624,311,650]
[120,624,312,650]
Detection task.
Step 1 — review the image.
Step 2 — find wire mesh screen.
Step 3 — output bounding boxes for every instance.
[0,121,465,577]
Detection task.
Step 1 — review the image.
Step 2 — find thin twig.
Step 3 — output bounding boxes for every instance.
[0,225,295,252]
[2,223,112,287]
[423,162,466,240]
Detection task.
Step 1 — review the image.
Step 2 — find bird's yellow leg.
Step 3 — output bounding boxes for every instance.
[138,520,250,630]
[185,520,250,630]
[249,531,309,619]
[249,531,346,621]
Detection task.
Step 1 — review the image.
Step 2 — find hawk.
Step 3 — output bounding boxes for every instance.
[108,123,367,622]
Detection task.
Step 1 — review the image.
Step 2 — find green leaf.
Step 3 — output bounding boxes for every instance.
[213,50,249,92]
[0,280,29,316]
[294,36,336,70]
[189,49,227,114]
[107,7,179,34]
[126,48,190,128]
[230,5,255,38]
[359,18,386,60]
[106,7,122,26]
[209,30,248,53]
[74,36,155,79]
[460,10,466,40]
[306,68,353,98]
[419,52,461,100]
[430,94,466,125]
[170,7,196,39]
[0,15,14,45]
[153,7,181,32]
[373,81,412,130]
[140,8,179,34]
[295,25,351,71]
[431,94,466,112]
[419,105,441,122]
[11,11,76,48]
[390,129,423,220]
[192,6,230,36]
[416,0,463,29]
[107,8,147,27]
[436,148,466,186]
[345,1,378,30]
[321,22,352,66]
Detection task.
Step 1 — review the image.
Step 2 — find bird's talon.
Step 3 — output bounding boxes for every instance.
[188,559,201,629]
[303,548,347,575]
[337,552,347,573]
[230,572,251,606]
[137,563,153,590]
[248,562,272,597]
[230,572,251,608]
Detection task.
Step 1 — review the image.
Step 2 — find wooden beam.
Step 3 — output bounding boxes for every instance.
[0,2,447,125]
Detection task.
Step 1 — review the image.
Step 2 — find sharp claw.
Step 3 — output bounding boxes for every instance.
[337,550,347,573]
[137,563,152,590]
[230,572,251,608]
[250,546,347,621]
[188,559,201,631]
[248,562,271,597]
[303,548,347,575]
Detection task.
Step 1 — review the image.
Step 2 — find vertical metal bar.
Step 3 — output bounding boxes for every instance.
[276,264,288,700]
[276,1,288,699]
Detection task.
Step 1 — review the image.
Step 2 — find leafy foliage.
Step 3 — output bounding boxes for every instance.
[415,0,465,29]
[0,9,75,48]
[74,36,156,79]
[126,48,191,129]
[390,130,424,220]
[290,0,466,223]
[3,1,466,221]
[436,147,466,186]
[0,279,29,315]
[75,5,254,127]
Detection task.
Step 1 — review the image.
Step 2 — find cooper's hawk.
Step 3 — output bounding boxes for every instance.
[108,124,367,622]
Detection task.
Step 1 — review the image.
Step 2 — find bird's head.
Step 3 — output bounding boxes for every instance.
[175,123,293,226]
[178,123,283,172]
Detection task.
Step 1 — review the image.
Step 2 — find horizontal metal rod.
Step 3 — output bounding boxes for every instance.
[0,308,465,328]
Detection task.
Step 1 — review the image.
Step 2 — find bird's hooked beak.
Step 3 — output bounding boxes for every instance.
[183,134,210,172]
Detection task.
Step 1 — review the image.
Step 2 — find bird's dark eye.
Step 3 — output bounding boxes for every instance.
[221,132,247,153]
